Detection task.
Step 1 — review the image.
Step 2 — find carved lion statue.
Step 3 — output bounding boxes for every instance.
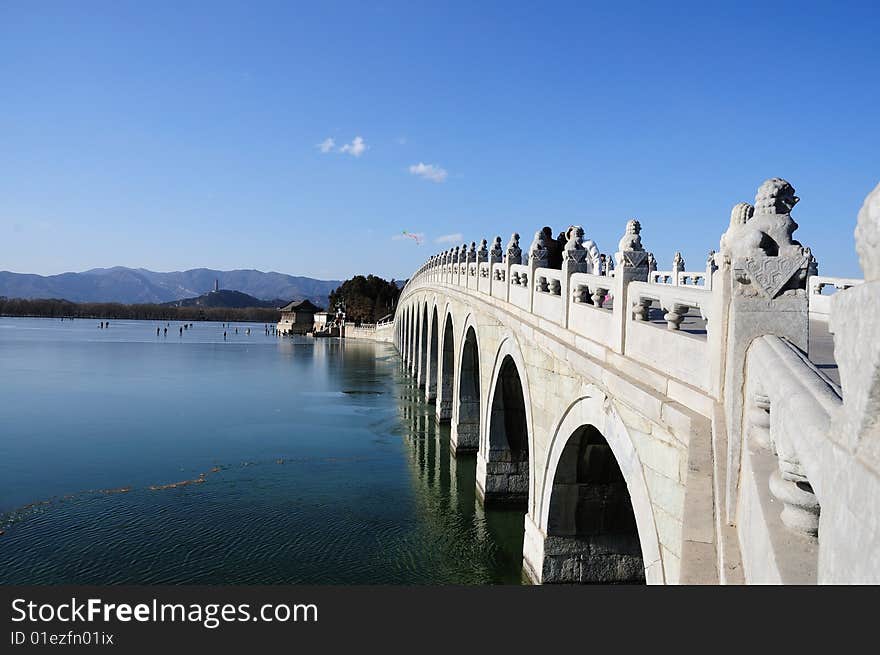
[505,232,522,265]
[528,230,548,265]
[563,225,584,251]
[617,219,643,252]
[755,177,799,215]
[477,239,488,261]
[489,236,503,260]
[724,178,804,260]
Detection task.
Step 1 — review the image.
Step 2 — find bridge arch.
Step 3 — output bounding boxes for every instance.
[451,313,481,453]
[526,393,665,584]
[409,303,416,371]
[436,307,455,422]
[400,306,407,363]
[479,334,535,512]
[409,304,415,366]
[410,303,420,375]
[403,305,411,364]
[401,305,408,353]
[418,300,429,388]
[426,303,439,402]
[410,302,419,373]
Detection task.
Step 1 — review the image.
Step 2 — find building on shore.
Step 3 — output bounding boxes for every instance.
[313,311,330,332]
[276,299,323,335]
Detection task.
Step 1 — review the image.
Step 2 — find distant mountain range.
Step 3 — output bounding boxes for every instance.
[0,267,342,308]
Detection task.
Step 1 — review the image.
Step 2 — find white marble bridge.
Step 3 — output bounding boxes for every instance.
[366,178,880,584]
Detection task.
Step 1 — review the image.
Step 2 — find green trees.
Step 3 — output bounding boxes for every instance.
[327,275,401,324]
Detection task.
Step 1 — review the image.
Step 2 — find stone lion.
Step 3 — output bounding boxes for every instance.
[724,178,804,259]
[617,219,644,252]
[487,236,502,263]
[505,232,522,265]
[528,230,549,266]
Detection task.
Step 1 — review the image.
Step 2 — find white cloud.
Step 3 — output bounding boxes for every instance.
[317,137,335,153]
[408,162,448,183]
[340,136,367,157]
[435,233,463,244]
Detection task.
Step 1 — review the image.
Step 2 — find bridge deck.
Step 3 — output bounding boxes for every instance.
[807,319,840,386]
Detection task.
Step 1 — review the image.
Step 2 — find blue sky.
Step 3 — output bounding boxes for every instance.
[1,1,878,281]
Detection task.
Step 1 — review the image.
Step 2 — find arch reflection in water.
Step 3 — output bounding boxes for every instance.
[396,380,527,584]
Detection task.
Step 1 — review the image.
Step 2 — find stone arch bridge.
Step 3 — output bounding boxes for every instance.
[369,178,880,584]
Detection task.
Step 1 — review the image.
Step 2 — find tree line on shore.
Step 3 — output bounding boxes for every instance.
[327,275,401,324]
[0,297,281,323]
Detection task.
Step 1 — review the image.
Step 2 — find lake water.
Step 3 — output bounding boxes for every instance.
[0,317,525,584]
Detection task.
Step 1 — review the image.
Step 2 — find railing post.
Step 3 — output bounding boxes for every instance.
[526,230,548,314]
[717,179,812,524]
[561,226,588,330]
[504,232,522,304]
[476,240,487,292]
[488,236,502,297]
[612,219,649,354]
[705,250,717,290]
[672,252,684,286]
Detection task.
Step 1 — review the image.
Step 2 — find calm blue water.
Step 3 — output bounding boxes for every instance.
[0,317,525,584]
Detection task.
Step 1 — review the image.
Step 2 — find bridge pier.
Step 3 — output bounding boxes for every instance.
[436,398,452,423]
[476,440,530,504]
[522,516,645,584]
[522,424,645,583]
[450,423,479,454]
[475,451,529,506]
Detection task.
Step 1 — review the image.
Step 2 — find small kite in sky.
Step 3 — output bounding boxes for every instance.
[402,230,424,245]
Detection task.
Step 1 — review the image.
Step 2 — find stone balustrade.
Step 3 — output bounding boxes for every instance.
[405,223,718,379]
[651,269,713,289]
[807,275,864,321]
[628,280,712,331]
[345,321,394,342]
[738,335,841,582]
